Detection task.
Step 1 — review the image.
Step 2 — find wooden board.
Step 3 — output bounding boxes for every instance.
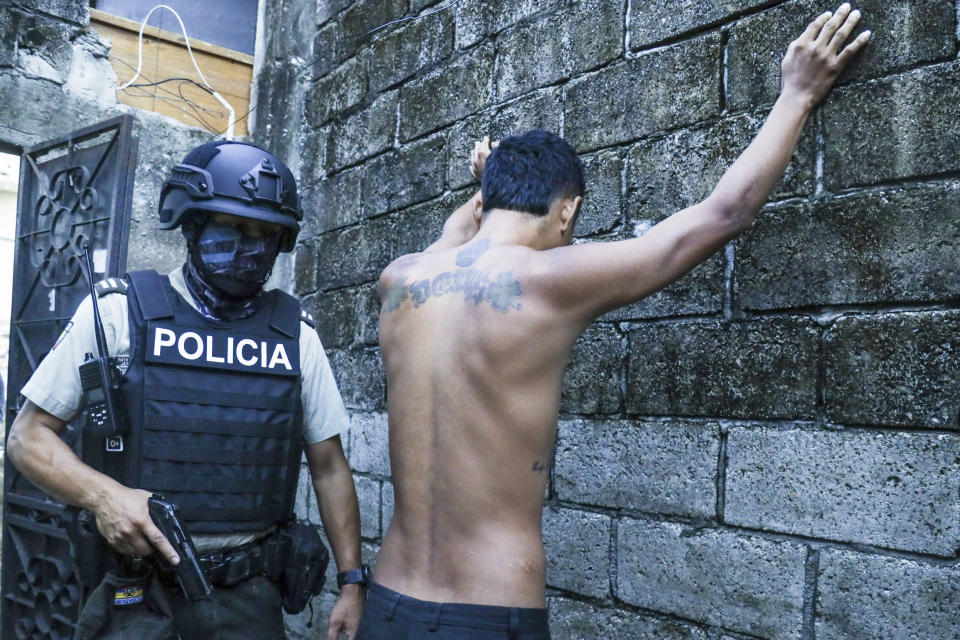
[91,9,253,136]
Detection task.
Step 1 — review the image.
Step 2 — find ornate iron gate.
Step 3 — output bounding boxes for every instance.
[3,115,137,640]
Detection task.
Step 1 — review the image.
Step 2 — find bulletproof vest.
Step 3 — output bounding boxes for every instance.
[120,270,304,534]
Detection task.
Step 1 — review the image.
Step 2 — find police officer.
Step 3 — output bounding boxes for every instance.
[7,140,366,639]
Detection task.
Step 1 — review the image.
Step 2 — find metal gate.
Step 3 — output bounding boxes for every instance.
[3,115,137,640]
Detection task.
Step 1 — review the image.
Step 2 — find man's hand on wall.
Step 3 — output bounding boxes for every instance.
[780,2,871,110]
[470,136,498,181]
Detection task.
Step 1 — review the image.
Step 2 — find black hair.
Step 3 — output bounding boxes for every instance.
[481,130,585,216]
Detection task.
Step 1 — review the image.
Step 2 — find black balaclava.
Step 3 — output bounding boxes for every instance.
[181,214,282,322]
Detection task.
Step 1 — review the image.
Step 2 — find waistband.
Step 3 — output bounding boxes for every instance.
[366,582,549,632]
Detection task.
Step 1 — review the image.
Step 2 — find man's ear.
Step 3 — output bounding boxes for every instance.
[559,196,582,234]
[472,193,483,225]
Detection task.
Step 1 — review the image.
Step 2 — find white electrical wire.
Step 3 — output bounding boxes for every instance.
[117,4,236,139]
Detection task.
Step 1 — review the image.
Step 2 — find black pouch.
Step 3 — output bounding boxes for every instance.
[277,521,330,614]
[73,565,176,640]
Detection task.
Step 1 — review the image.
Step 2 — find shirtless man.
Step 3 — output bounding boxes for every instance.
[358,6,870,638]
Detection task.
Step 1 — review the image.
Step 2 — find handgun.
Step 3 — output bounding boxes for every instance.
[147,494,213,600]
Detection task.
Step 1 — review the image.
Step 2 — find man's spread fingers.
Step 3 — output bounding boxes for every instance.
[802,11,832,42]
[837,30,871,63]
[829,9,861,52]
[816,3,851,46]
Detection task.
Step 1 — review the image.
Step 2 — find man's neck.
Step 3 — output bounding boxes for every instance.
[476,209,554,250]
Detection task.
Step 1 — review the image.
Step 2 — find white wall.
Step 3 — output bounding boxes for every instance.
[0,152,19,417]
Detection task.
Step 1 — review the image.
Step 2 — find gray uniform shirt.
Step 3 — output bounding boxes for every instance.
[21,268,350,551]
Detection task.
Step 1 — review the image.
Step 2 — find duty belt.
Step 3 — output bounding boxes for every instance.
[158,534,283,588]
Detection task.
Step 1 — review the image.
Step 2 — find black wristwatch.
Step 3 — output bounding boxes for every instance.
[337,564,372,589]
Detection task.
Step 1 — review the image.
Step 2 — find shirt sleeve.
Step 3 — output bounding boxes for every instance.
[20,292,128,421]
[299,323,351,444]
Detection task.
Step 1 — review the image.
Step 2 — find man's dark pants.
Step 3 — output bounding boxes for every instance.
[75,572,285,640]
[357,582,551,640]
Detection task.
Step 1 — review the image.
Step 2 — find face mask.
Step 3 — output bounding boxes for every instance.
[191,220,281,298]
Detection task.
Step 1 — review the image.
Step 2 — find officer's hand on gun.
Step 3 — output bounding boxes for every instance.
[92,484,180,565]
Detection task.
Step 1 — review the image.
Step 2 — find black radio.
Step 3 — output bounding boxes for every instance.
[78,244,128,446]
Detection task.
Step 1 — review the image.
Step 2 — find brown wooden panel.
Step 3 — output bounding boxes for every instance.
[92,16,253,136]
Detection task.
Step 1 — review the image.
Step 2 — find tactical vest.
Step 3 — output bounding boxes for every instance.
[120,270,304,534]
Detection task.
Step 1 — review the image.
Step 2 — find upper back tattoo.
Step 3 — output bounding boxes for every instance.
[455,237,491,267]
[383,267,523,313]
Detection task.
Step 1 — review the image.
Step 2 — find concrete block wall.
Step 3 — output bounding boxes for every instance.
[253,1,960,638]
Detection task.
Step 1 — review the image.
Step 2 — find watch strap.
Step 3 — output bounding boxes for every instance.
[337,564,371,588]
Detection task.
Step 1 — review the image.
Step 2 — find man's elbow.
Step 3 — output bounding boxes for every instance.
[6,415,30,471]
[707,194,757,235]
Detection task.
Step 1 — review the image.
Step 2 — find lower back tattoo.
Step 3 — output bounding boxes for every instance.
[383,268,523,313]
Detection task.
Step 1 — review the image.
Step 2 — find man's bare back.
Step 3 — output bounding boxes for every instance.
[376,233,590,607]
[369,1,869,622]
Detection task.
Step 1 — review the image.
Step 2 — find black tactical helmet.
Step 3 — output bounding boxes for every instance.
[158,140,302,252]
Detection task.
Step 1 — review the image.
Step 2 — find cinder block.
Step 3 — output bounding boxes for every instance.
[727,0,956,110]
[354,283,381,346]
[390,190,467,257]
[0,9,18,66]
[737,182,960,310]
[824,311,960,429]
[555,419,719,519]
[564,35,721,152]
[626,319,819,419]
[316,0,353,27]
[629,0,769,48]
[725,427,960,556]
[20,0,88,24]
[354,474,381,539]
[445,88,562,189]
[306,286,359,348]
[328,347,385,411]
[368,11,454,92]
[561,324,623,415]
[316,215,393,289]
[299,129,329,207]
[626,112,815,223]
[347,412,390,477]
[381,480,395,535]
[617,520,806,640]
[338,0,406,56]
[253,61,308,164]
[305,57,367,125]
[576,149,623,238]
[310,21,344,80]
[327,90,398,170]
[548,597,713,640]
[824,61,960,189]
[361,132,448,216]
[453,0,562,48]
[399,43,494,142]
[495,0,622,102]
[542,507,610,598]
[816,549,960,640]
[294,240,318,295]
[313,165,364,232]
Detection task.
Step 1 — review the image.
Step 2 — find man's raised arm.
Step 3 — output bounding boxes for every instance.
[538,4,870,322]
[422,137,498,253]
